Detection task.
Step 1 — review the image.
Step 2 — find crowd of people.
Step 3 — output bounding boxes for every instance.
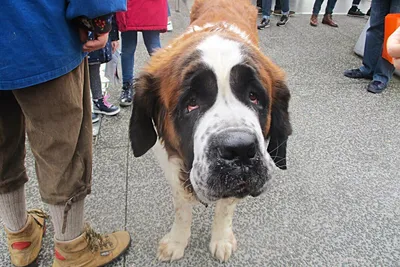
[1,0,400,266]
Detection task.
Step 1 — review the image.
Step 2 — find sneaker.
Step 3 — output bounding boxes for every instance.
[92,113,99,123]
[93,94,120,116]
[52,223,131,267]
[289,11,295,16]
[348,7,365,17]
[277,15,289,26]
[167,21,173,32]
[257,18,270,30]
[120,81,134,107]
[367,80,387,94]
[5,209,48,267]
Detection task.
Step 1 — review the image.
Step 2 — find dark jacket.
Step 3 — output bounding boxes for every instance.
[88,15,119,65]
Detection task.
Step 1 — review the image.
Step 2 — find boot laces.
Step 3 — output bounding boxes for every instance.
[28,209,48,227]
[84,224,114,252]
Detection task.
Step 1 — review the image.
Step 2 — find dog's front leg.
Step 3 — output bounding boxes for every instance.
[210,198,239,262]
[157,191,193,262]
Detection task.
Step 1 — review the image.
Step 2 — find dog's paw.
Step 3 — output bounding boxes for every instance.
[157,233,188,262]
[209,232,237,262]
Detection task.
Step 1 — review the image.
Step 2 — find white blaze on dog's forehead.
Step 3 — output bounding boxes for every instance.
[197,34,243,88]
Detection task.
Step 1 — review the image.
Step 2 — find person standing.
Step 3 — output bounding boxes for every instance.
[310,0,338,27]
[117,0,168,107]
[258,0,290,29]
[344,0,400,93]
[0,1,131,266]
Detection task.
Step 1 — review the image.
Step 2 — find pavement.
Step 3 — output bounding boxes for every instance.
[2,5,400,267]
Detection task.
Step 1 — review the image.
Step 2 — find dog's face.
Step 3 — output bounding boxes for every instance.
[130,32,291,204]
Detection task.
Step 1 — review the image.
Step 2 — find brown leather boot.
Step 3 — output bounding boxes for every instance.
[322,14,338,27]
[310,14,318,27]
[5,209,48,267]
[52,223,131,267]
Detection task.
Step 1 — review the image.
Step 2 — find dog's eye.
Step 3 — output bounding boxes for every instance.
[187,97,199,112]
[249,92,259,105]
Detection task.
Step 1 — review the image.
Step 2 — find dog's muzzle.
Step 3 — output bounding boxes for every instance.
[206,129,269,199]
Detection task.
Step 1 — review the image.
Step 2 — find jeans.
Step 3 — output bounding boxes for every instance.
[121,31,161,83]
[262,0,289,16]
[168,2,171,16]
[360,0,400,84]
[312,0,337,15]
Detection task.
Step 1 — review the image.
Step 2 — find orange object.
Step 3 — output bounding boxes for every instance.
[382,13,400,64]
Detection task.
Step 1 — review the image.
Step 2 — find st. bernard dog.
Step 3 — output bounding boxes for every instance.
[129,0,292,262]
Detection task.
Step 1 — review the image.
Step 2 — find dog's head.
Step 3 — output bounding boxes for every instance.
[129,26,291,204]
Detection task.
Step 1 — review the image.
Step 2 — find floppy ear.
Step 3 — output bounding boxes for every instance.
[129,73,158,157]
[267,80,292,169]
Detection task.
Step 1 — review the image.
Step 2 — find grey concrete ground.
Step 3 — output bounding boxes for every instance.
[2,7,400,267]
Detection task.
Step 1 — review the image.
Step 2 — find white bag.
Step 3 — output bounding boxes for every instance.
[354,18,370,57]
[105,49,122,87]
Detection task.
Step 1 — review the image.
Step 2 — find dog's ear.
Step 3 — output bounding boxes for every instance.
[267,80,292,169]
[129,72,158,157]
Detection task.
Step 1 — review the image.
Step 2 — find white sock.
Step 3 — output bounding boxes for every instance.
[0,186,28,232]
[49,199,85,241]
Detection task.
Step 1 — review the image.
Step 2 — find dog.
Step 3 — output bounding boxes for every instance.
[129,0,292,262]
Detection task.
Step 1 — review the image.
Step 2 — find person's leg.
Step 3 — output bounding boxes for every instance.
[120,31,138,106]
[312,0,324,15]
[274,0,282,12]
[348,0,365,17]
[89,63,103,100]
[0,91,28,233]
[90,63,120,116]
[143,30,161,56]
[370,0,400,87]
[310,0,324,26]
[167,2,173,32]
[121,31,138,84]
[322,0,338,27]
[324,0,337,14]
[13,61,92,241]
[258,0,272,29]
[360,0,391,79]
[13,60,130,265]
[262,0,272,18]
[277,0,290,26]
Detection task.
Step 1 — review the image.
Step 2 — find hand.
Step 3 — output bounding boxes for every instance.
[111,41,119,53]
[79,28,109,52]
[387,26,400,70]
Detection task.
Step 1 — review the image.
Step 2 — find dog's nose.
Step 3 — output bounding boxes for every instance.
[217,131,257,161]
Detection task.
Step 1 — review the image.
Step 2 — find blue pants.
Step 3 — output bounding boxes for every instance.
[360,0,400,84]
[312,0,337,15]
[121,31,161,83]
[262,0,289,17]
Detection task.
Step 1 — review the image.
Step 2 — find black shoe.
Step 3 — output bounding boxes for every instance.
[367,81,387,94]
[344,69,372,79]
[92,113,100,123]
[93,95,120,115]
[366,8,371,16]
[277,15,289,26]
[348,7,365,17]
[257,18,270,30]
[119,81,134,107]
